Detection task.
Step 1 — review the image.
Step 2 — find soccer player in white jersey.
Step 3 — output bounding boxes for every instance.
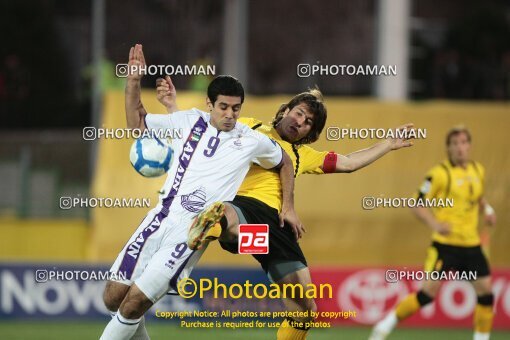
[99,44,298,340]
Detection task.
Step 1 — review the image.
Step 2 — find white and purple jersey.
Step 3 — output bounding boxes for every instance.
[145,108,283,218]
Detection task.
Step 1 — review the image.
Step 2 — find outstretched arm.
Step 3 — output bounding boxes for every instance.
[125,44,148,130]
[332,123,415,173]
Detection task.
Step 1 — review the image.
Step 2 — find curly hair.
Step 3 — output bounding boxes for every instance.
[271,87,327,146]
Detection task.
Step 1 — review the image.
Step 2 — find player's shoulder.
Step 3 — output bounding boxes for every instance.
[426,161,450,181]
[174,107,207,119]
[170,108,209,125]
[235,119,268,139]
[470,160,484,171]
[470,160,485,177]
[238,116,262,128]
[296,144,322,155]
[234,119,253,134]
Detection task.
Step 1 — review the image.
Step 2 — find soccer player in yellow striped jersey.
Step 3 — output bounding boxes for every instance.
[371,126,497,340]
[235,116,329,212]
[156,76,415,340]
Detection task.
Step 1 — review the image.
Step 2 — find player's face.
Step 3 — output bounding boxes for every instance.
[448,132,471,165]
[278,103,315,143]
[207,95,242,131]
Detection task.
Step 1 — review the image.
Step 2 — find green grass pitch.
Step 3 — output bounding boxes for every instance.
[1,321,510,340]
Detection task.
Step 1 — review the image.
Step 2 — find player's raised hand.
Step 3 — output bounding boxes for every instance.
[388,123,415,150]
[279,207,306,241]
[127,43,146,81]
[156,75,179,112]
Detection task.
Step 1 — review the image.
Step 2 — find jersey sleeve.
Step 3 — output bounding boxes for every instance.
[415,165,448,200]
[299,145,329,175]
[252,133,284,170]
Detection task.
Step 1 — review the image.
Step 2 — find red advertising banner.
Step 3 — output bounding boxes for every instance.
[310,267,510,329]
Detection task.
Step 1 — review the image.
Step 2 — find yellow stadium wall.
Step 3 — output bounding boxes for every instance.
[87,90,510,269]
[0,218,89,261]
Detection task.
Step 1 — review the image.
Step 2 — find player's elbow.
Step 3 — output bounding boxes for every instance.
[126,114,147,131]
[337,162,356,173]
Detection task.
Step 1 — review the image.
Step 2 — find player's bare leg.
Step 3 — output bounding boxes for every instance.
[275,267,317,340]
[370,279,441,340]
[471,276,494,340]
[102,281,150,340]
[103,281,130,313]
[100,284,153,340]
[218,203,241,242]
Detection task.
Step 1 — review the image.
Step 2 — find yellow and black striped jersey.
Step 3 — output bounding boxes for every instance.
[237,117,329,212]
[415,160,485,247]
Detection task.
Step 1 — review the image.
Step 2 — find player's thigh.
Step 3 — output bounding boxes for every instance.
[464,245,491,294]
[135,229,206,303]
[103,280,130,311]
[276,266,317,317]
[471,276,492,295]
[109,210,166,285]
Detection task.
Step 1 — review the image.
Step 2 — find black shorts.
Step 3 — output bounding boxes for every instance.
[424,241,491,279]
[219,195,307,274]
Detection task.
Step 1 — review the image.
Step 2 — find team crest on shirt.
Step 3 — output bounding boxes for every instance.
[181,186,207,212]
[230,133,243,149]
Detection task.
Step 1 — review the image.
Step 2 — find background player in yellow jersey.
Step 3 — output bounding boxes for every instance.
[371,126,497,340]
[157,76,415,340]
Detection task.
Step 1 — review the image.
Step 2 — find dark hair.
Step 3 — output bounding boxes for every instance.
[271,87,327,145]
[207,75,244,104]
[446,125,471,146]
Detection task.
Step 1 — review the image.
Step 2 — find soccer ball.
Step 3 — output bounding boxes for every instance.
[129,137,173,177]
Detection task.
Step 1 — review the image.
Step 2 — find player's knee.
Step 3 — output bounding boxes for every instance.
[308,300,318,322]
[417,290,434,306]
[475,278,492,295]
[118,297,147,319]
[118,287,153,319]
[420,281,441,299]
[297,298,317,321]
[477,293,494,306]
[103,295,118,312]
[308,298,317,315]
